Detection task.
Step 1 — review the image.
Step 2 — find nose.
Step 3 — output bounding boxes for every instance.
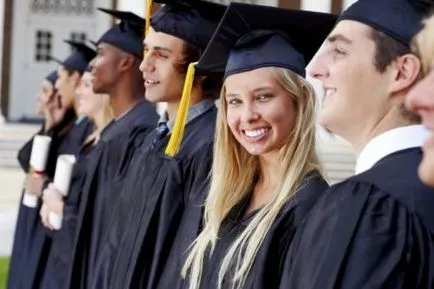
[140,51,155,73]
[309,51,329,80]
[240,102,260,124]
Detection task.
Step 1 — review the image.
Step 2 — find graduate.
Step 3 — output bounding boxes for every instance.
[7,70,58,289]
[66,8,158,289]
[93,1,226,289]
[181,4,335,289]
[7,40,95,289]
[406,15,434,188]
[38,68,113,289]
[286,0,434,288]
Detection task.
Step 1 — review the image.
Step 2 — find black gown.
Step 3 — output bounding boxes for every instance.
[285,148,434,289]
[94,105,217,289]
[7,111,93,289]
[39,138,98,289]
[190,172,328,289]
[66,100,158,289]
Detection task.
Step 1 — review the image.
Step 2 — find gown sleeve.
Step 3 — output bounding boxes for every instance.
[284,180,433,289]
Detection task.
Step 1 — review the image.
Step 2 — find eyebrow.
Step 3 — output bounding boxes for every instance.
[225,86,273,98]
[144,43,173,54]
[327,34,352,45]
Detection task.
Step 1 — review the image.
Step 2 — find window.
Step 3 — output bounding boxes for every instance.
[31,0,94,16]
[35,30,52,62]
[70,32,87,43]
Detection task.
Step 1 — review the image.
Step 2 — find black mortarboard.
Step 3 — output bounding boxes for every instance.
[150,0,227,51]
[45,70,58,85]
[339,0,434,46]
[97,8,145,58]
[197,3,337,78]
[51,40,96,74]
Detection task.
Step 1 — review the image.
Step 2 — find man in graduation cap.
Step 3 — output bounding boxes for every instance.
[7,40,95,289]
[286,0,434,288]
[85,1,226,289]
[65,8,158,289]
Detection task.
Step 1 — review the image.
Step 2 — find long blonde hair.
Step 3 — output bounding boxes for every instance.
[84,94,113,145]
[412,14,434,74]
[182,67,321,289]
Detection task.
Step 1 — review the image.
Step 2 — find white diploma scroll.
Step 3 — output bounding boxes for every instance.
[22,135,52,208]
[49,154,76,230]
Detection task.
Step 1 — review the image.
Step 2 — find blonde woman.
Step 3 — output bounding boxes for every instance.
[39,70,113,289]
[406,15,434,187]
[182,4,336,289]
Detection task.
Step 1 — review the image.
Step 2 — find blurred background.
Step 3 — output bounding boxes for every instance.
[0,0,358,287]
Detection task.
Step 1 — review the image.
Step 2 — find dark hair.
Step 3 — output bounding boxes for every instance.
[175,41,223,99]
[369,29,411,72]
[369,28,421,123]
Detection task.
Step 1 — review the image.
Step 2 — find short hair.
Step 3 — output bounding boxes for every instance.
[369,29,411,73]
[175,41,223,99]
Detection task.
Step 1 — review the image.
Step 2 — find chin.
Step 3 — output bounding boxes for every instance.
[418,154,434,188]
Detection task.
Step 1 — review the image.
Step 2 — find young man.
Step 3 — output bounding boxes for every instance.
[66,9,158,289]
[406,15,434,187]
[8,41,95,289]
[286,0,434,288]
[91,1,226,289]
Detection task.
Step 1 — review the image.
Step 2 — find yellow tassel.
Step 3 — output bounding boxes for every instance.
[165,62,198,157]
[145,0,153,37]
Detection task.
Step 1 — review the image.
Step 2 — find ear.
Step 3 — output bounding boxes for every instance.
[118,54,136,72]
[388,54,421,96]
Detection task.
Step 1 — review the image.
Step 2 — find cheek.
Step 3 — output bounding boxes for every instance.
[226,108,240,135]
[266,104,295,137]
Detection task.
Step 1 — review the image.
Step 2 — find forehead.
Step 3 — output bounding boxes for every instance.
[328,20,373,45]
[225,67,280,92]
[144,27,185,54]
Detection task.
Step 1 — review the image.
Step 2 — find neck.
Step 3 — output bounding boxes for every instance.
[90,109,106,134]
[109,81,143,118]
[248,151,283,212]
[349,106,417,155]
[166,85,204,120]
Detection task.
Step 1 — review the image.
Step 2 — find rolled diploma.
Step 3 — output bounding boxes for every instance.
[49,155,76,230]
[22,135,52,208]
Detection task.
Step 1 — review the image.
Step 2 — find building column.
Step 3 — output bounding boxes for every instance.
[0,0,12,122]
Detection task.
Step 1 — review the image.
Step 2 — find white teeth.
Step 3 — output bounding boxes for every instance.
[146,79,158,84]
[244,128,268,138]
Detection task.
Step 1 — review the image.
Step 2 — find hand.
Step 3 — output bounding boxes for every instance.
[25,173,47,196]
[44,93,66,132]
[42,183,64,217]
[40,203,55,230]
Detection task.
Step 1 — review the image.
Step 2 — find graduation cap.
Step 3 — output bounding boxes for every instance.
[197,3,337,79]
[339,0,434,46]
[51,40,96,74]
[97,8,146,58]
[45,70,58,85]
[148,0,227,50]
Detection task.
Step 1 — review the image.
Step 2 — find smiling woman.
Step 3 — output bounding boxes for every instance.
[182,3,336,289]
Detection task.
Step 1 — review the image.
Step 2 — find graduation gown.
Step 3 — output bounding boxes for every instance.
[195,172,328,289]
[95,104,217,289]
[285,148,434,289]
[39,139,97,289]
[66,100,158,289]
[7,110,93,289]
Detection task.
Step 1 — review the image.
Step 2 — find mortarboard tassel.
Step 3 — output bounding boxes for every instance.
[165,61,197,156]
[145,0,153,37]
